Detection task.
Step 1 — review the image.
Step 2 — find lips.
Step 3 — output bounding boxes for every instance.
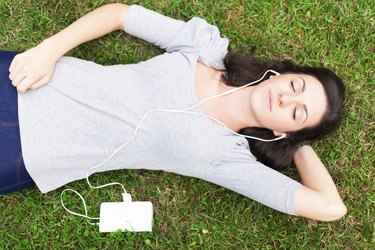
[268,90,272,112]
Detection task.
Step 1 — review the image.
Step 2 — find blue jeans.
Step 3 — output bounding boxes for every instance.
[0,51,35,194]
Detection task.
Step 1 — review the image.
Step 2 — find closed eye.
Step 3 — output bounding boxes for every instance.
[293,107,296,119]
[291,81,295,92]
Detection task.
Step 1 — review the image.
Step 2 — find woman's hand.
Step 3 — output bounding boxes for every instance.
[8,41,59,93]
[8,3,129,94]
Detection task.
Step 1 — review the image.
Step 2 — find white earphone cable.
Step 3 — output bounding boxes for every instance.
[60,69,284,223]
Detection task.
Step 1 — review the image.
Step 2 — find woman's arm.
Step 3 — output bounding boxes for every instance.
[9,3,129,93]
[293,145,347,221]
[41,3,129,59]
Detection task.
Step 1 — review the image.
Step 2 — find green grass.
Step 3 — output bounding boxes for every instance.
[0,0,374,249]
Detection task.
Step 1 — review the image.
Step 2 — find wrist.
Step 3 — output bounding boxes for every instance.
[40,37,66,59]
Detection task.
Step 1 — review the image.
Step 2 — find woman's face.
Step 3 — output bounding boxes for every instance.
[249,73,327,135]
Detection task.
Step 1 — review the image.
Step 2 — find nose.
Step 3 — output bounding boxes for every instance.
[278,93,301,107]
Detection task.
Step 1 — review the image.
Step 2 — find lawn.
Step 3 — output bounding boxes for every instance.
[0,0,373,249]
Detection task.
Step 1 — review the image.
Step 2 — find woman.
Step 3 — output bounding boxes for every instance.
[1,3,347,221]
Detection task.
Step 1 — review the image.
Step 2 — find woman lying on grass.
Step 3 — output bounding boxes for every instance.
[1,3,347,221]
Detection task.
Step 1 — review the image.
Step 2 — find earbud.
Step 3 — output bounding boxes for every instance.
[269,69,280,76]
[240,69,280,89]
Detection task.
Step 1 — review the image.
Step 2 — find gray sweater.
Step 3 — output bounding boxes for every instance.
[18,5,302,215]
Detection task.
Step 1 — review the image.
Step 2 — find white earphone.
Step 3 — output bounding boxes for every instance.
[180,69,286,141]
[60,69,286,225]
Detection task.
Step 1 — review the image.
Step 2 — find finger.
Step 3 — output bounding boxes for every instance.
[16,74,42,94]
[9,62,20,81]
[8,54,21,73]
[11,69,27,87]
[30,75,51,89]
[9,60,27,84]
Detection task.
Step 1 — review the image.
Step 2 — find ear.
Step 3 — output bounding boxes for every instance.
[273,130,283,136]
[269,75,275,79]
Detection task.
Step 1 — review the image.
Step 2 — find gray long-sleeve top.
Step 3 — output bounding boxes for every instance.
[17,5,303,215]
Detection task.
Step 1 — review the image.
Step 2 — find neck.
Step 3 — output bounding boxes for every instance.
[212,83,260,132]
[193,62,261,132]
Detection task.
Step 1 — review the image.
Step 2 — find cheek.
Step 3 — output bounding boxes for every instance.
[270,110,298,131]
[272,108,291,122]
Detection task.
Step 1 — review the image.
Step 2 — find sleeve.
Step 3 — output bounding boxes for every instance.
[206,160,304,215]
[123,5,229,69]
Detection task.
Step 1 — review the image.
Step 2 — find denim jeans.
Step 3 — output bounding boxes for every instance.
[0,51,35,194]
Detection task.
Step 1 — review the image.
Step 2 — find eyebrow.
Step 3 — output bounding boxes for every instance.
[298,76,306,92]
[299,76,308,123]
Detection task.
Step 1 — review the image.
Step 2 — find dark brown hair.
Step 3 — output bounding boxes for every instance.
[222,49,346,170]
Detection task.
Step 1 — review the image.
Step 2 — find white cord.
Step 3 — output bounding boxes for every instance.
[183,69,280,112]
[60,189,100,225]
[60,69,283,224]
[83,69,284,179]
